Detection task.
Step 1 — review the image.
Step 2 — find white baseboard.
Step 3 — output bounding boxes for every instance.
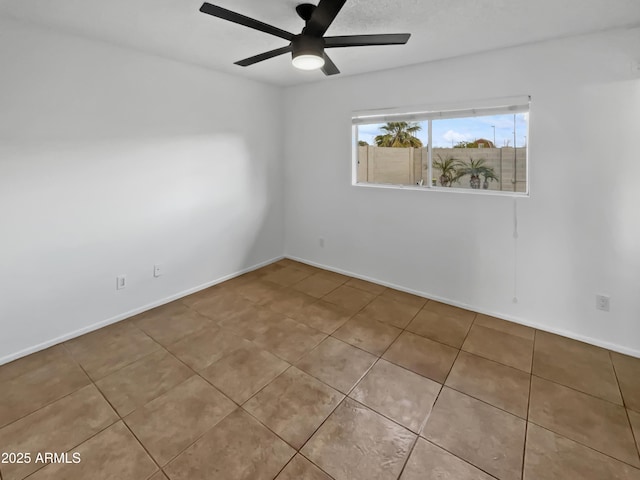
[0,255,284,366]
[286,255,640,359]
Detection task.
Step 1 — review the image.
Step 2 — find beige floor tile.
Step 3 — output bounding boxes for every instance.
[201,343,289,404]
[533,331,622,404]
[462,324,533,372]
[0,347,90,428]
[276,454,332,480]
[234,279,284,304]
[446,351,530,418]
[133,303,214,346]
[302,398,416,480]
[253,317,327,363]
[400,438,495,480]
[345,277,386,295]
[244,367,343,448]
[0,345,69,383]
[529,376,639,467]
[296,337,377,394]
[423,388,525,480]
[187,292,255,322]
[359,296,421,328]
[27,421,158,480]
[351,359,441,432]
[525,423,640,480]
[262,265,314,287]
[383,331,458,383]
[422,300,477,323]
[264,289,317,316]
[380,289,427,309]
[0,385,118,480]
[315,270,351,284]
[333,314,402,356]
[289,300,352,334]
[180,284,225,307]
[275,259,320,273]
[96,350,193,416]
[166,326,251,371]
[629,409,640,455]
[125,376,236,466]
[250,262,287,277]
[164,409,294,480]
[292,272,343,298]
[474,314,534,340]
[64,321,161,380]
[406,309,473,348]
[216,305,284,341]
[323,285,375,314]
[612,352,640,413]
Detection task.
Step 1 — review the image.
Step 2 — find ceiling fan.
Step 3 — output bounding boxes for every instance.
[199,0,411,76]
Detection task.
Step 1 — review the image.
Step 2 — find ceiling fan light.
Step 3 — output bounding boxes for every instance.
[292,53,325,70]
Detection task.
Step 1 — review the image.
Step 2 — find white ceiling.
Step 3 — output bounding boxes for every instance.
[1,0,639,86]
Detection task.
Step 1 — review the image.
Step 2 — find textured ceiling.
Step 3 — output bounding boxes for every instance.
[1,0,639,86]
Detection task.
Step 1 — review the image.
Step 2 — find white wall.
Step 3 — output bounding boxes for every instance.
[0,18,284,363]
[283,28,640,356]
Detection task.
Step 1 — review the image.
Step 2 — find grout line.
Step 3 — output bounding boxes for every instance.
[393,432,421,479]
[296,451,338,479]
[421,438,501,479]
[610,350,629,409]
[21,421,119,479]
[119,421,164,475]
[527,420,640,470]
[529,372,629,408]
[434,383,527,420]
[82,327,236,473]
[440,312,477,388]
[270,455,297,480]
[521,329,537,479]
[19,357,127,479]
[76,359,164,474]
[610,351,640,462]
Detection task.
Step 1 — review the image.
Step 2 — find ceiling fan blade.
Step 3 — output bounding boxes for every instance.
[199,3,294,41]
[304,0,346,37]
[321,53,340,76]
[235,46,292,67]
[325,33,411,48]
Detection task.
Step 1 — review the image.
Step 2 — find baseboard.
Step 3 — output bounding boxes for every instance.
[0,255,284,366]
[285,255,640,359]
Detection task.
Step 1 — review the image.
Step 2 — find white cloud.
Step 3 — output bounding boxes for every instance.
[442,130,471,143]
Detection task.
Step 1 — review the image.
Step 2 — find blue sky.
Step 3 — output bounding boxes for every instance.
[358,113,529,148]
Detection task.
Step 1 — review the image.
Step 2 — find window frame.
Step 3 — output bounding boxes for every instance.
[352,96,531,197]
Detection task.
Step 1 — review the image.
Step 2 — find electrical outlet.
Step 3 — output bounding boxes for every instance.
[154,264,163,277]
[596,294,610,312]
[116,275,127,290]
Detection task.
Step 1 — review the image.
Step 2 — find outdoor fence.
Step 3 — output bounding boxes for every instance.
[357,146,527,192]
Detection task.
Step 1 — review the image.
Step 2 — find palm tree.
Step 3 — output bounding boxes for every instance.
[433,155,463,187]
[482,170,500,189]
[456,158,499,189]
[374,122,423,148]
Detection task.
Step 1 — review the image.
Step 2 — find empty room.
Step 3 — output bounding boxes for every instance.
[1,0,640,479]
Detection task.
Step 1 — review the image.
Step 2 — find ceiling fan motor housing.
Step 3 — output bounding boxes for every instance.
[292,34,325,60]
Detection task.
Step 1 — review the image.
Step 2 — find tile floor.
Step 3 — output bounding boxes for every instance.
[1,258,639,480]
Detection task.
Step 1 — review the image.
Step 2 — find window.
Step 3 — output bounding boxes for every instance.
[353,97,530,194]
